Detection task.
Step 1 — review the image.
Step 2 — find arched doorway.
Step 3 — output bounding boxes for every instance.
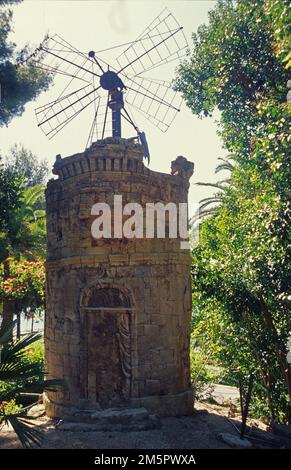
[79,285,132,408]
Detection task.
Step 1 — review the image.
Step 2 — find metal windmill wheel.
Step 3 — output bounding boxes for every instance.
[26,8,188,161]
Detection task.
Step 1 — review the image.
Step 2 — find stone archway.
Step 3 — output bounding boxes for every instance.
[79,284,133,408]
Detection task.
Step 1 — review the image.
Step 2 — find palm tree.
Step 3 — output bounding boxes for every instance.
[21,185,46,221]
[0,184,46,339]
[0,321,62,448]
[190,157,234,226]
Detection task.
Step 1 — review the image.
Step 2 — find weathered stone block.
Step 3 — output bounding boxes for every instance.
[145,379,161,395]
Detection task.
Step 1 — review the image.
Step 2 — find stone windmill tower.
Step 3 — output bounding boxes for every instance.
[45,139,194,420]
[30,9,194,421]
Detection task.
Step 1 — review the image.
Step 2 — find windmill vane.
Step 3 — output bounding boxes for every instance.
[26,8,188,162]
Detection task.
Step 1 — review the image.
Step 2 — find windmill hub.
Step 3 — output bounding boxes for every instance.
[100,70,125,92]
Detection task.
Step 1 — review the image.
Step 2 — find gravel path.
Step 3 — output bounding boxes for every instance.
[0,402,275,450]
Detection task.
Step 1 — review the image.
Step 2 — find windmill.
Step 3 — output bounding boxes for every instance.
[26,8,188,161]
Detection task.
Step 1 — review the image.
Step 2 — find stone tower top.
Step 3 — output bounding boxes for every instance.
[51,138,194,183]
[52,137,146,180]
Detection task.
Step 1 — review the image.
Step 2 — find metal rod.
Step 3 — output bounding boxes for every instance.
[86,100,99,149]
[30,63,91,84]
[112,108,121,138]
[92,56,105,74]
[93,29,179,55]
[102,92,110,140]
[43,94,99,138]
[122,73,178,109]
[121,107,138,131]
[46,104,92,138]
[36,84,89,114]
[41,47,101,79]
[126,85,180,111]
[117,27,182,74]
[133,51,188,77]
[38,85,101,126]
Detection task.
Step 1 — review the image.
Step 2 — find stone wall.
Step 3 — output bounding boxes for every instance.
[45,138,194,418]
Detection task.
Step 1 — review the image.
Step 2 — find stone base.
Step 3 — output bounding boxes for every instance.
[130,387,194,417]
[56,407,160,432]
[44,387,194,420]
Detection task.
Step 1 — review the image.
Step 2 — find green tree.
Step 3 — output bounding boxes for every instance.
[0,0,50,126]
[0,159,23,255]
[176,0,290,422]
[0,181,46,337]
[4,144,49,186]
[0,160,23,337]
[174,0,289,155]
[0,144,48,337]
[190,156,234,223]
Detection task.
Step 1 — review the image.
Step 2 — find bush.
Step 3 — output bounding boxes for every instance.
[24,339,44,367]
[0,399,22,423]
[190,348,222,401]
[0,338,44,406]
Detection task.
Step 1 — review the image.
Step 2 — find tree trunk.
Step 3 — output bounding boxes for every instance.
[1,298,15,339]
[258,293,291,402]
[242,309,275,418]
[0,258,15,342]
[16,311,21,339]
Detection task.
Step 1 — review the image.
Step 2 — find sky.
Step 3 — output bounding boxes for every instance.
[1,0,228,206]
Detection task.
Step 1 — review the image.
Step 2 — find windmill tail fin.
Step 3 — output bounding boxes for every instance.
[138,131,150,163]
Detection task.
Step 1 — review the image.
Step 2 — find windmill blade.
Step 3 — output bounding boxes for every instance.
[35,84,100,139]
[101,92,111,140]
[127,101,180,134]
[122,74,181,111]
[28,8,187,144]
[28,62,92,85]
[85,97,101,148]
[123,75,182,132]
[85,93,113,143]
[85,94,115,147]
[115,8,188,77]
[28,34,104,83]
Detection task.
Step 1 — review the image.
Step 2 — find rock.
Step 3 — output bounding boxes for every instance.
[68,407,149,424]
[27,403,46,418]
[57,419,160,432]
[218,432,253,448]
[56,407,161,432]
[92,407,149,423]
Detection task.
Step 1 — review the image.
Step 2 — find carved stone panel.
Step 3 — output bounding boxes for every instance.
[80,308,132,407]
[80,286,132,408]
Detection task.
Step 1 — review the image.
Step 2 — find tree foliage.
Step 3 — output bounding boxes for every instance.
[0,0,50,126]
[176,0,291,422]
[4,144,48,187]
[0,151,47,337]
[0,323,63,448]
[0,159,23,258]
[175,0,289,155]
[0,257,45,309]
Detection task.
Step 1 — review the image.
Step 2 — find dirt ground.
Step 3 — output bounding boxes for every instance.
[0,401,284,450]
